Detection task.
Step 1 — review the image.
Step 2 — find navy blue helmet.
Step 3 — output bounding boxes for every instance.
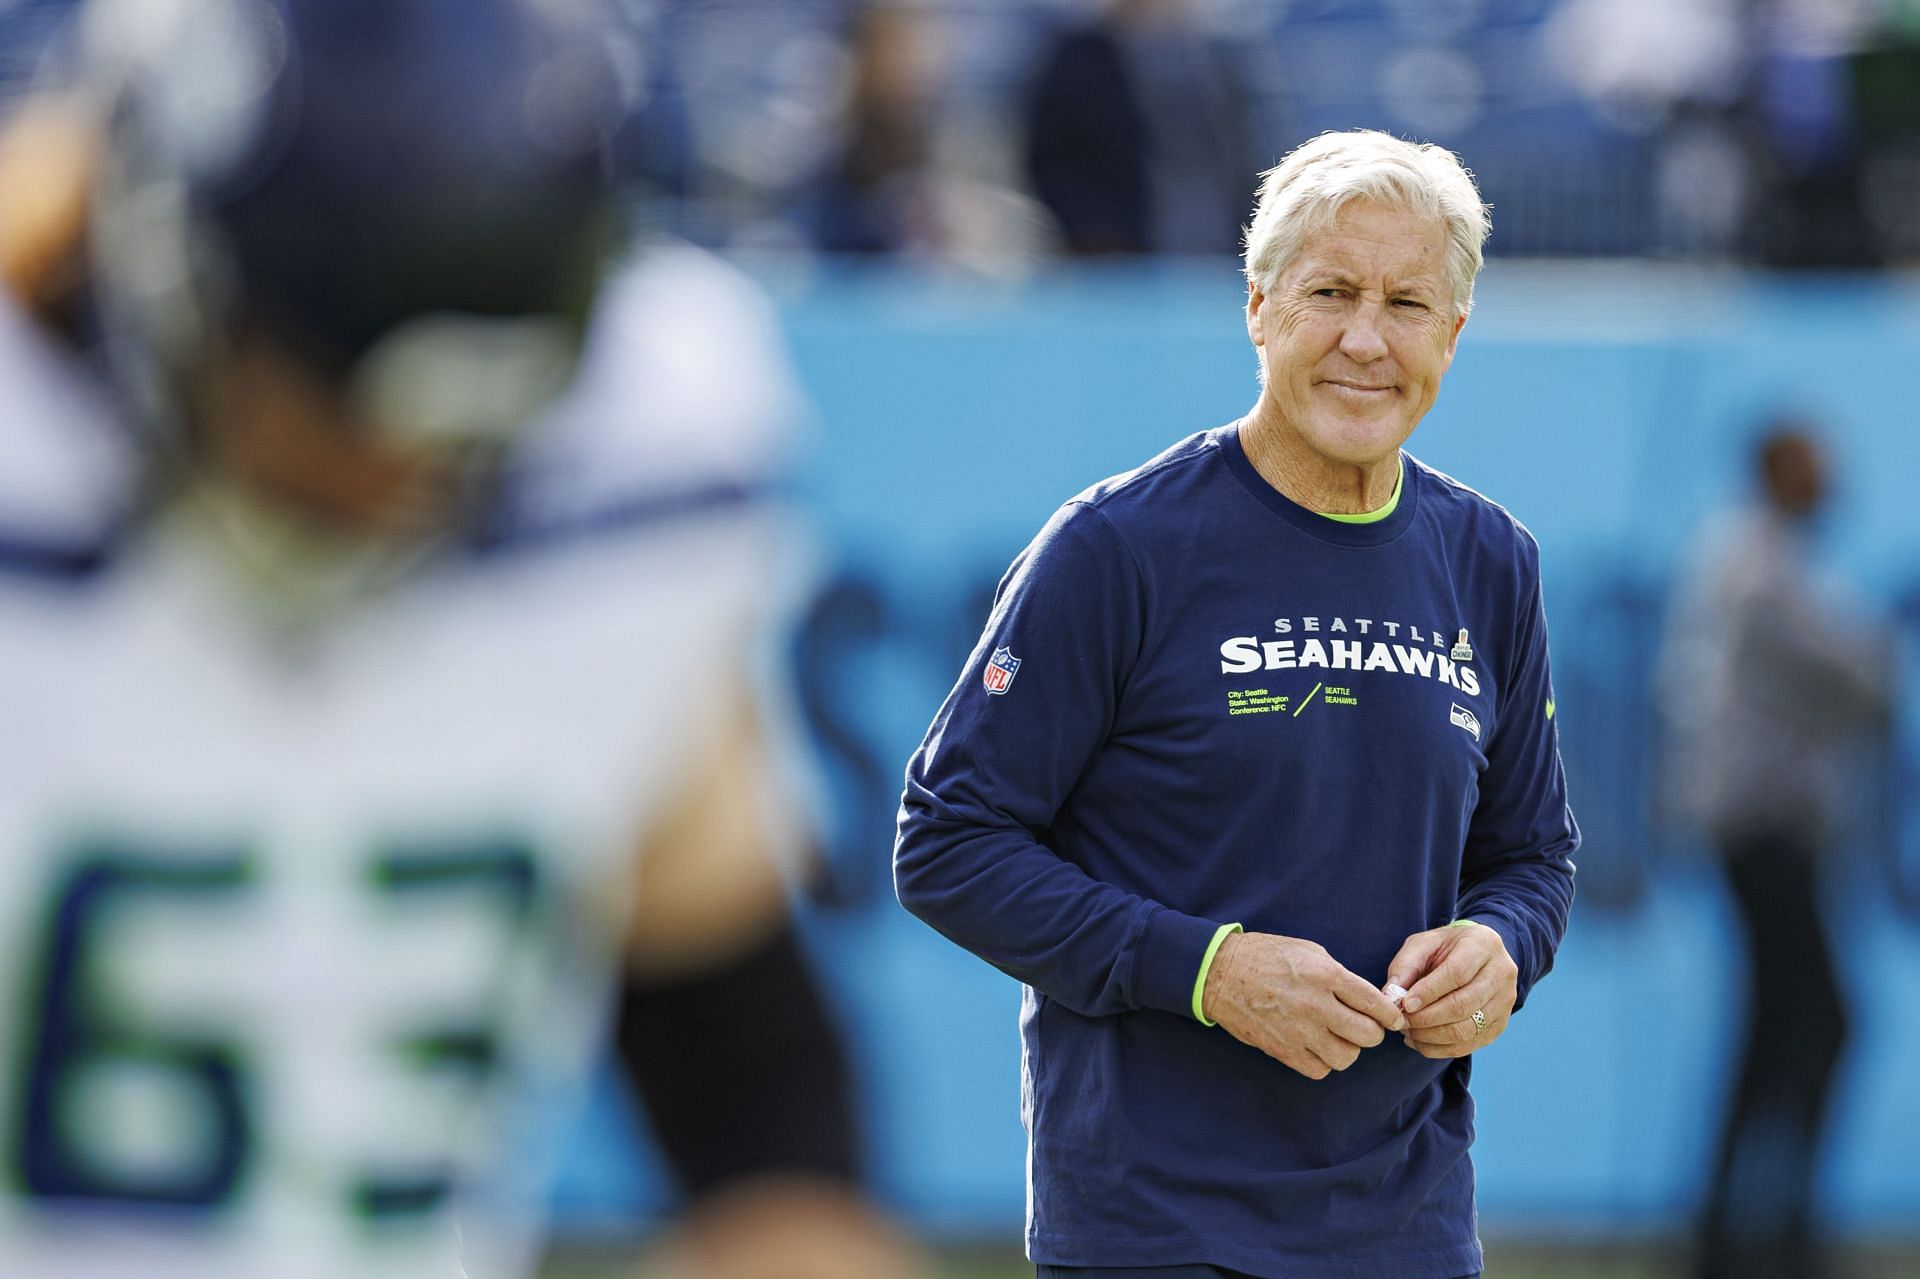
[85,0,632,395]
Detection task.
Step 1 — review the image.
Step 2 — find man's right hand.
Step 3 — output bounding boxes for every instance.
[1200,932,1407,1080]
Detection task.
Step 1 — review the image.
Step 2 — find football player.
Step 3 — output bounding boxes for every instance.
[0,1,919,1276]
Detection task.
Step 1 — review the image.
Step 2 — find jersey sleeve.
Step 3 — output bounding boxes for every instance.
[1455,540,1579,1011]
[894,501,1224,1020]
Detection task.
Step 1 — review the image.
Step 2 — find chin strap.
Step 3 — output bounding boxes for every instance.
[173,476,443,639]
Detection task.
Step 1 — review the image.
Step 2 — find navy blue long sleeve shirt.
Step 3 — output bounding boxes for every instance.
[895,423,1577,1278]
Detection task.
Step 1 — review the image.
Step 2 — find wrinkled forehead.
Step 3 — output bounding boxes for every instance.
[1286,199,1451,290]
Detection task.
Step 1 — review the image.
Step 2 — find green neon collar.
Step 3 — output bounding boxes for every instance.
[1318,456,1404,524]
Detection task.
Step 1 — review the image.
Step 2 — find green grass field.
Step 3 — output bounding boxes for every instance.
[538,1240,1920,1279]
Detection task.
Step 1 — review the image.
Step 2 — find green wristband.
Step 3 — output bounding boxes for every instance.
[1192,922,1243,1026]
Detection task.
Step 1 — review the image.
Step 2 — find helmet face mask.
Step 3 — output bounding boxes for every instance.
[346,311,585,454]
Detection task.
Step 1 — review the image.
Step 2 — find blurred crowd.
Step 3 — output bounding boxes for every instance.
[13,0,1917,270]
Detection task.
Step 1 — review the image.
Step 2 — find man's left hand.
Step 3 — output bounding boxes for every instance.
[1384,922,1518,1058]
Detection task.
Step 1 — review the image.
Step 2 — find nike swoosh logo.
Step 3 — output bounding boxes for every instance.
[1545,697,1556,721]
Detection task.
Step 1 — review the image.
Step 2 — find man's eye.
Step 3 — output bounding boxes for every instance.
[1313,288,1345,298]
[1393,298,1428,309]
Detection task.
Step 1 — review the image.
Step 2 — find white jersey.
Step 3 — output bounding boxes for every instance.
[0,244,802,1279]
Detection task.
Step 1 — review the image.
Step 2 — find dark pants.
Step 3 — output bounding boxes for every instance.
[1037,1269,1250,1279]
[1036,1259,1482,1267]
[1696,834,1850,1279]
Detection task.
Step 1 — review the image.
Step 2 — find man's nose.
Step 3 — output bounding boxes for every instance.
[1338,302,1389,362]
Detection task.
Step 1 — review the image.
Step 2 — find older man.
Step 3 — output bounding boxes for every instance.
[895,130,1577,1278]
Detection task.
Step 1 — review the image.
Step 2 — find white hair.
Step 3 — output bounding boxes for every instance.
[1243,130,1491,317]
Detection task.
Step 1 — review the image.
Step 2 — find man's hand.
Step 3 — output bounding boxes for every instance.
[1201,932,1407,1080]
[1385,921,1518,1058]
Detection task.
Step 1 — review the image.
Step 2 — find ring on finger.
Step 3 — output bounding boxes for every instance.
[1469,1009,1487,1036]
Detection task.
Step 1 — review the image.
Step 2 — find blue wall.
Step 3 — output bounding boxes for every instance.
[554,263,1920,1239]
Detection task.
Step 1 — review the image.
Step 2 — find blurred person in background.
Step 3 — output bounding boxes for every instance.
[0,1,921,1276]
[1021,0,1258,257]
[897,130,1576,1279]
[1549,0,1915,265]
[1737,2,1884,268]
[806,2,1052,274]
[809,4,939,256]
[1659,424,1895,1279]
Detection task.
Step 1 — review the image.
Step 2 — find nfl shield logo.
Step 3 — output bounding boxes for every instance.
[983,646,1022,695]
